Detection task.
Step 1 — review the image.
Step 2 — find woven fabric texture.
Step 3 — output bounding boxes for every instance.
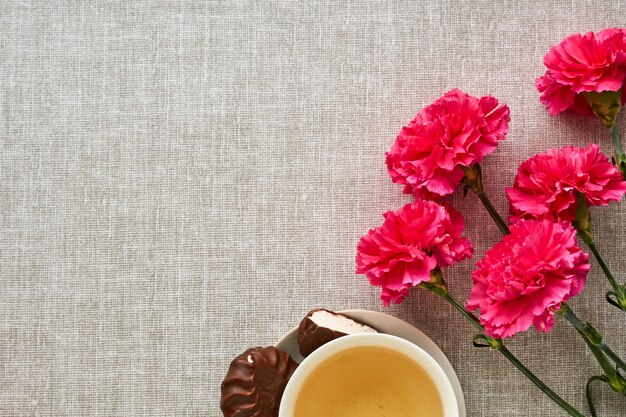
[2,1,626,416]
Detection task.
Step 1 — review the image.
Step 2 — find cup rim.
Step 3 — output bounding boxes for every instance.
[278,333,459,417]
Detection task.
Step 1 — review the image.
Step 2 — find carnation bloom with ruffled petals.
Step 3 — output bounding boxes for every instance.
[536,28,626,116]
[467,220,590,339]
[386,89,510,198]
[507,144,626,222]
[355,200,473,305]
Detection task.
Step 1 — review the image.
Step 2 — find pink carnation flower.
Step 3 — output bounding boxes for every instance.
[506,144,626,222]
[355,200,473,305]
[536,28,626,115]
[467,220,590,339]
[386,89,510,198]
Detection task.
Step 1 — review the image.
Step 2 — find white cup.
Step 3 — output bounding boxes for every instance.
[279,333,459,417]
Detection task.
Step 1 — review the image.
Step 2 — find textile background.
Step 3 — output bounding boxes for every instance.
[2,1,626,415]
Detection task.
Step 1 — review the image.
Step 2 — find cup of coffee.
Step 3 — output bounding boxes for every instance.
[279,333,459,417]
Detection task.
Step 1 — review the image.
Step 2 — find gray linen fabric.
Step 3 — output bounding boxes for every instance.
[2,1,626,416]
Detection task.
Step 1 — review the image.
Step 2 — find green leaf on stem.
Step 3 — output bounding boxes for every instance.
[472,334,502,350]
[586,375,608,417]
[605,288,626,311]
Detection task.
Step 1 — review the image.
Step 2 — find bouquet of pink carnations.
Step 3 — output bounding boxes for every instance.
[356,29,626,417]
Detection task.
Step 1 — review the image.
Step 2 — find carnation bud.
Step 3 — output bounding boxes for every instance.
[582,90,622,127]
[461,163,484,194]
[611,154,626,181]
[418,267,449,296]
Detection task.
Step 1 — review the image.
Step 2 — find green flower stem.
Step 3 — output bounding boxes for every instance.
[610,124,624,156]
[572,193,626,311]
[559,303,626,373]
[586,241,619,290]
[496,344,590,411]
[422,282,586,417]
[477,191,511,236]
[585,241,626,311]
[461,163,511,236]
[440,291,484,332]
[609,124,626,180]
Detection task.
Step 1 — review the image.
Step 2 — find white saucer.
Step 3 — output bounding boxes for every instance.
[275,309,466,417]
